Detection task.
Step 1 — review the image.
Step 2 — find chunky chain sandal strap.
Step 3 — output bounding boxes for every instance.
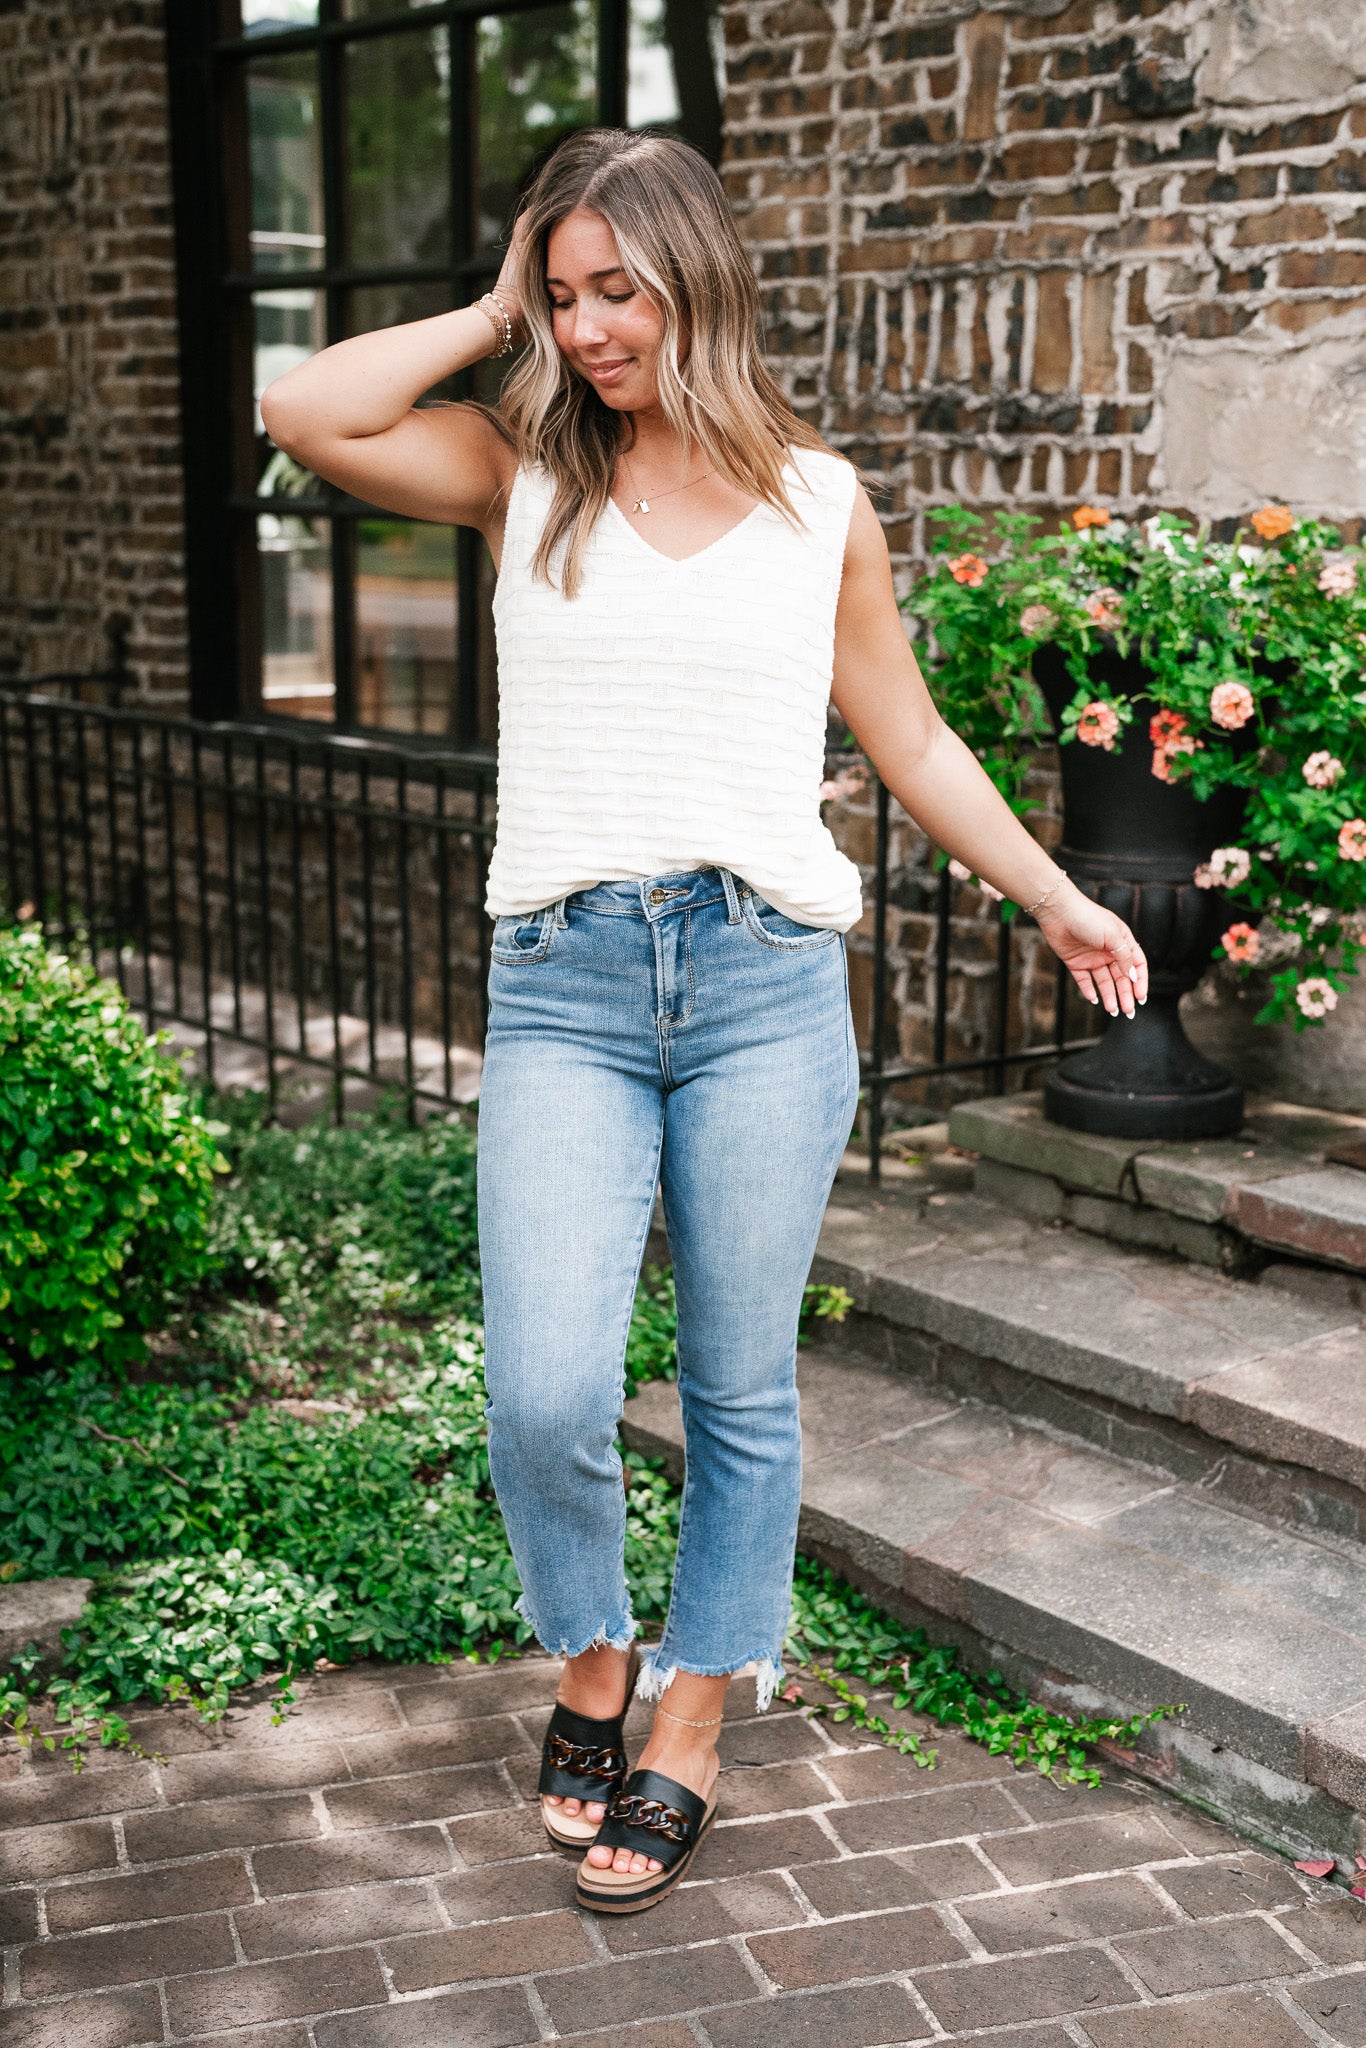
[591,1767,707,1874]
[538,1698,629,1803]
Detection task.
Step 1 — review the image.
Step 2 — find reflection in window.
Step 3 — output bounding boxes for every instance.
[248,53,323,272]
[347,280,451,337]
[355,521,457,735]
[477,4,596,250]
[345,28,451,270]
[258,514,334,720]
[242,1,319,30]
[341,0,443,16]
[253,287,325,440]
[627,0,724,163]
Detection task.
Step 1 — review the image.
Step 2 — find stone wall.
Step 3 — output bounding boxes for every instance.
[0,0,187,699]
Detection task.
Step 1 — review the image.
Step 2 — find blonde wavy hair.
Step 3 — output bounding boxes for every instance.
[496,127,831,597]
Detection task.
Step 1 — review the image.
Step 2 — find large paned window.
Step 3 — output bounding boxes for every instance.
[166,1,724,746]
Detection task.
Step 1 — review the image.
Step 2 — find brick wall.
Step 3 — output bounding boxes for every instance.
[721,0,1366,564]
[719,0,1366,1115]
[0,0,187,699]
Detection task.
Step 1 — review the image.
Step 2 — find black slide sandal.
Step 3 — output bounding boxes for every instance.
[538,1645,639,1849]
[574,1766,717,1913]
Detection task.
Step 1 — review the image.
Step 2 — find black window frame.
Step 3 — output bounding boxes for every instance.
[166,0,634,746]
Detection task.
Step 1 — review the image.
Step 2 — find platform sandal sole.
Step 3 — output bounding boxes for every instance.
[574,1802,716,1914]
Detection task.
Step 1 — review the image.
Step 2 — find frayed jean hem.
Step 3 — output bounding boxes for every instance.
[514,1595,637,1662]
[636,1646,786,1714]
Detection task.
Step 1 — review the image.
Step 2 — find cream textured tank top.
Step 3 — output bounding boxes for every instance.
[486,444,863,931]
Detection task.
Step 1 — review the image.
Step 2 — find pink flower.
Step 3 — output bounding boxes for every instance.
[1303,751,1345,788]
[1019,604,1056,638]
[947,553,988,586]
[818,762,869,806]
[1149,709,1187,747]
[1084,587,1122,631]
[1221,922,1260,962]
[1210,680,1255,730]
[1076,701,1121,750]
[1296,977,1339,1019]
[1318,560,1358,597]
[1339,818,1366,861]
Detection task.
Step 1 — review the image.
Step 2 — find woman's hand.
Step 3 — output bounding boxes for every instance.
[1036,881,1148,1019]
[492,210,531,342]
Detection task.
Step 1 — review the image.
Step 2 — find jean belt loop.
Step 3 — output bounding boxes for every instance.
[718,867,743,924]
[552,894,569,930]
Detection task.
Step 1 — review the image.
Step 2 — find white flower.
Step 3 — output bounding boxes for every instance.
[1296,977,1339,1019]
[1198,846,1251,889]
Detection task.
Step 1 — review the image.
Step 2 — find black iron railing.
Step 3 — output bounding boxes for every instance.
[1,684,1094,1167]
[1,687,495,1120]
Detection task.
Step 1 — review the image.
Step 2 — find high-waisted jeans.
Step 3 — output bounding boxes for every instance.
[476,865,860,1711]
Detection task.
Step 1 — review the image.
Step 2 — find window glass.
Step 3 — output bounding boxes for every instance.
[258,514,334,720]
[345,27,451,269]
[346,280,451,337]
[241,1,319,30]
[247,52,323,273]
[628,0,679,127]
[476,3,596,252]
[355,520,457,735]
[253,284,325,454]
[341,0,441,16]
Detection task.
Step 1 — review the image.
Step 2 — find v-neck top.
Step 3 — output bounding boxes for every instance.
[486,445,863,931]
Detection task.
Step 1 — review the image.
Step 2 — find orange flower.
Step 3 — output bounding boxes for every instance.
[1221,922,1260,962]
[1149,709,1187,747]
[1073,505,1111,530]
[1250,504,1294,540]
[1339,818,1366,862]
[947,552,989,586]
[1076,701,1121,750]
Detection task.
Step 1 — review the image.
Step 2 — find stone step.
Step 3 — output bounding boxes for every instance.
[810,1170,1366,1553]
[946,1092,1366,1301]
[621,1353,1366,1861]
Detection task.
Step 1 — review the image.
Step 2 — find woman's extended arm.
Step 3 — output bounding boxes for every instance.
[260,240,527,541]
[832,487,1148,1019]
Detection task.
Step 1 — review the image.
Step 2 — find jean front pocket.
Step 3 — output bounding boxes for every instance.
[490,906,556,964]
[739,892,840,952]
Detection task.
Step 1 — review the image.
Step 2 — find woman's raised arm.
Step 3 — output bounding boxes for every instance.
[260,304,518,540]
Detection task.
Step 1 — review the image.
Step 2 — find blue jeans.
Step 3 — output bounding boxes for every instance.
[477,865,860,1711]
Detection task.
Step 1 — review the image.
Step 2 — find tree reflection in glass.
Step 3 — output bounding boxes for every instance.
[476,4,596,250]
[345,28,451,270]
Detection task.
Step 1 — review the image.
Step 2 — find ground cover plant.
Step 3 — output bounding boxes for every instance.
[0,986,1168,1782]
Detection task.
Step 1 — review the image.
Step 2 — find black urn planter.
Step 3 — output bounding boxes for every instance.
[1034,645,1247,1141]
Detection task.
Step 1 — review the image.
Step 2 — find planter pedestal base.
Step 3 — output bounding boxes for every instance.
[1045,996,1244,1140]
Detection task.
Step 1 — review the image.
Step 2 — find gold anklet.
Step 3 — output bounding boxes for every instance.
[655,1703,724,1728]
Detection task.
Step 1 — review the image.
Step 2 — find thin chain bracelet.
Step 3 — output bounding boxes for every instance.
[655,1703,725,1728]
[475,291,514,357]
[1023,874,1066,920]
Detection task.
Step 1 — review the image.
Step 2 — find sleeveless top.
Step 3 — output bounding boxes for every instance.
[486,444,864,931]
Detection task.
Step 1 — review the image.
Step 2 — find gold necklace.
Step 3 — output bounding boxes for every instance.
[622,450,712,515]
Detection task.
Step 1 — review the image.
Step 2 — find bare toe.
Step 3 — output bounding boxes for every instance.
[543,1794,563,1807]
[613,1847,635,1873]
[585,1843,614,1868]
[585,1801,606,1822]
[561,1797,581,1817]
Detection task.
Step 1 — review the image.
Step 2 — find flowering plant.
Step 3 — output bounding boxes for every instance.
[903,504,1366,1027]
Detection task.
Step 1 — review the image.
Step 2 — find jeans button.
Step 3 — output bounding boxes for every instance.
[648,888,665,904]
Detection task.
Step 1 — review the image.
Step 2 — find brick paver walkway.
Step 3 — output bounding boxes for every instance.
[4,1655,1365,2047]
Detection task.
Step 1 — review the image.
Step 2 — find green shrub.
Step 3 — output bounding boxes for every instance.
[0,927,226,1371]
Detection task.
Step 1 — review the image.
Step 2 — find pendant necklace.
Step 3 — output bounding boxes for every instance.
[623,450,712,515]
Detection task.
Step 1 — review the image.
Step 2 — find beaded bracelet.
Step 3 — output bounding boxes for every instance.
[475,291,514,358]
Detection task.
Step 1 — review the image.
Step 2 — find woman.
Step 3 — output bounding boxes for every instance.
[262,127,1147,1915]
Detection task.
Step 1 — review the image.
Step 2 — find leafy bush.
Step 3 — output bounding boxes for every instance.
[904,504,1366,1024]
[0,928,226,1371]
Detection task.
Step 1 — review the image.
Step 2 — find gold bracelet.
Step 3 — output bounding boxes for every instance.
[474,291,514,358]
[1023,875,1066,919]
